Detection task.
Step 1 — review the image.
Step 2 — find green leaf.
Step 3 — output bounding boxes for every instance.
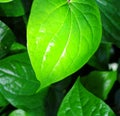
[0,0,25,17]
[1,87,48,114]
[81,71,117,100]
[0,52,40,96]
[9,108,46,116]
[9,42,26,54]
[58,78,115,116]
[27,0,102,89]
[96,0,120,47]
[0,92,8,107]
[0,0,12,3]
[0,20,15,59]
[9,109,27,116]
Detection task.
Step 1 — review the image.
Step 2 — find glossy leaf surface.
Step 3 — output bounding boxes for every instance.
[0,20,15,59]
[27,0,102,89]
[58,78,115,116]
[0,52,40,96]
[81,71,117,100]
[96,0,120,47]
[1,87,48,115]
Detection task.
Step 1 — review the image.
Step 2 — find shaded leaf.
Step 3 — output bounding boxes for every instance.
[96,0,120,47]
[0,0,25,17]
[27,0,102,89]
[58,78,115,116]
[0,20,15,59]
[9,42,26,54]
[81,71,117,100]
[0,92,8,107]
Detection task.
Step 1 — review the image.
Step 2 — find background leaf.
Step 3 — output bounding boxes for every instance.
[0,0,30,17]
[58,78,115,116]
[81,71,117,100]
[1,88,48,116]
[96,0,120,47]
[0,92,8,107]
[27,0,102,89]
[0,52,40,96]
[0,20,15,59]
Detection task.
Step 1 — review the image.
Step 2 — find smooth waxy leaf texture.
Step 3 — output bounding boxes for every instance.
[81,71,117,100]
[58,78,115,116]
[0,20,15,59]
[0,0,12,3]
[96,0,120,47]
[27,0,102,89]
[0,52,40,96]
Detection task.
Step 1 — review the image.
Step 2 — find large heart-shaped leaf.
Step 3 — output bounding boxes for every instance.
[58,78,115,116]
[27,0,102,89]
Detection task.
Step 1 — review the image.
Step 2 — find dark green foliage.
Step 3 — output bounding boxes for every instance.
[0,0,120,116]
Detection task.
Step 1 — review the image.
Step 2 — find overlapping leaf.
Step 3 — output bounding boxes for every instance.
[0,0,25,16]
[0,52,40,96]
[0,20,15,59]
[81,71,117,100]
[96,0,120,47]
[27,0,102,89]
[58,78,115,116]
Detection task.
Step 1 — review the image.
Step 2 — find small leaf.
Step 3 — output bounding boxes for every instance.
[58,78,115,116]
[0,52,40,96]
[27,0,102,89]
[0,20,15,59]
[9,42,26,54]
[81,71,117,100]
